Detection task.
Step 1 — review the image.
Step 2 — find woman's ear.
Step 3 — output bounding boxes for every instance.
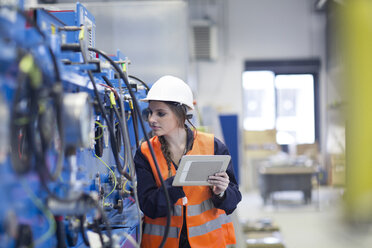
[182,105,188,114]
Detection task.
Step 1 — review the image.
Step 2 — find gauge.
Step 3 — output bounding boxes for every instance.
[63,92,93,148]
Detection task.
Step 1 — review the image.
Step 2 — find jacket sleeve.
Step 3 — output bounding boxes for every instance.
[134,148,186,219]
[211,137,242,215]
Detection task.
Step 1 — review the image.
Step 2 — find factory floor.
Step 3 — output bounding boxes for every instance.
[235,186,372,248]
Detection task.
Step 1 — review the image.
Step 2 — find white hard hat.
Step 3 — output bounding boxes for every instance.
[141,75,194,110]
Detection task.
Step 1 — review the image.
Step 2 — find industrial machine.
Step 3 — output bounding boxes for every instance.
[0,1,151,247]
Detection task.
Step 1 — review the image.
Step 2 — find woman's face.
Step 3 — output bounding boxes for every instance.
[147,101,182,137]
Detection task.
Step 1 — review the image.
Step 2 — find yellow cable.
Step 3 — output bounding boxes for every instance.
[129,100,134,110]
[109,91,116,107]
[94,154,117,206]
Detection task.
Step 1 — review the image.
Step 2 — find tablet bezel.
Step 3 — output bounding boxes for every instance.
[172,155,231,186]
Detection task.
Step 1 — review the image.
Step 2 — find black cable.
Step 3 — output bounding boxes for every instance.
[128,75,150,92]
[88,47,172,248]
[55,217,67,248]
[79,215,90,247]
[93,219,105,248]
[95,120,104,157]
[10,72,33,175]
[108,104,131,180]
[131,102,140,148]
[115,122,122,150]
[101,75,115,88]
[111,103,132,179]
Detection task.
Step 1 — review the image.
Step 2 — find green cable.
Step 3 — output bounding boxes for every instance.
[14,117,29,126]
[20,180,56,247]
[122,179,131,194]
[94,121,106,140]
[94,154,117,206]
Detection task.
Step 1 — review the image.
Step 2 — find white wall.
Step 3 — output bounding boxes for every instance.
[195,0,326,113]
[90,1,189,84]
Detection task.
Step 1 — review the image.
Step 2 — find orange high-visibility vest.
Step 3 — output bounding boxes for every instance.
[140,131,236,248]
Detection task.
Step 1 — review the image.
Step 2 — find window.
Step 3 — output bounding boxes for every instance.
[243,60,320,145]
[242,71,275,131]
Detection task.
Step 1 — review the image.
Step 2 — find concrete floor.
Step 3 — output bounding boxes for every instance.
[235,187,372,248]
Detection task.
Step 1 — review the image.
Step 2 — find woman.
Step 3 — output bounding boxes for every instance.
[134,75,241,248]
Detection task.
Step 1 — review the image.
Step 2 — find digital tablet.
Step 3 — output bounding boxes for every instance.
[172,155,231,186]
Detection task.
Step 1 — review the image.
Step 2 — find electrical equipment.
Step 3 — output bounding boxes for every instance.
[0,2,150,247]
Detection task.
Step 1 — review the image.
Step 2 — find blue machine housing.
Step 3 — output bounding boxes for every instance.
[0,2,149,247]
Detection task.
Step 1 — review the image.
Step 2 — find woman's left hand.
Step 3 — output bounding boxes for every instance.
[208,172,229,196]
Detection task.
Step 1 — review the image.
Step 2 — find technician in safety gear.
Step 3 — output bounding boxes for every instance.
[134,75,241,248]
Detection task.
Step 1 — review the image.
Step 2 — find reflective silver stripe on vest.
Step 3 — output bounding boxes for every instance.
[187,199,214,216]
[188,214,232,238]
[143,223,180,238]
[173,205,182,216]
